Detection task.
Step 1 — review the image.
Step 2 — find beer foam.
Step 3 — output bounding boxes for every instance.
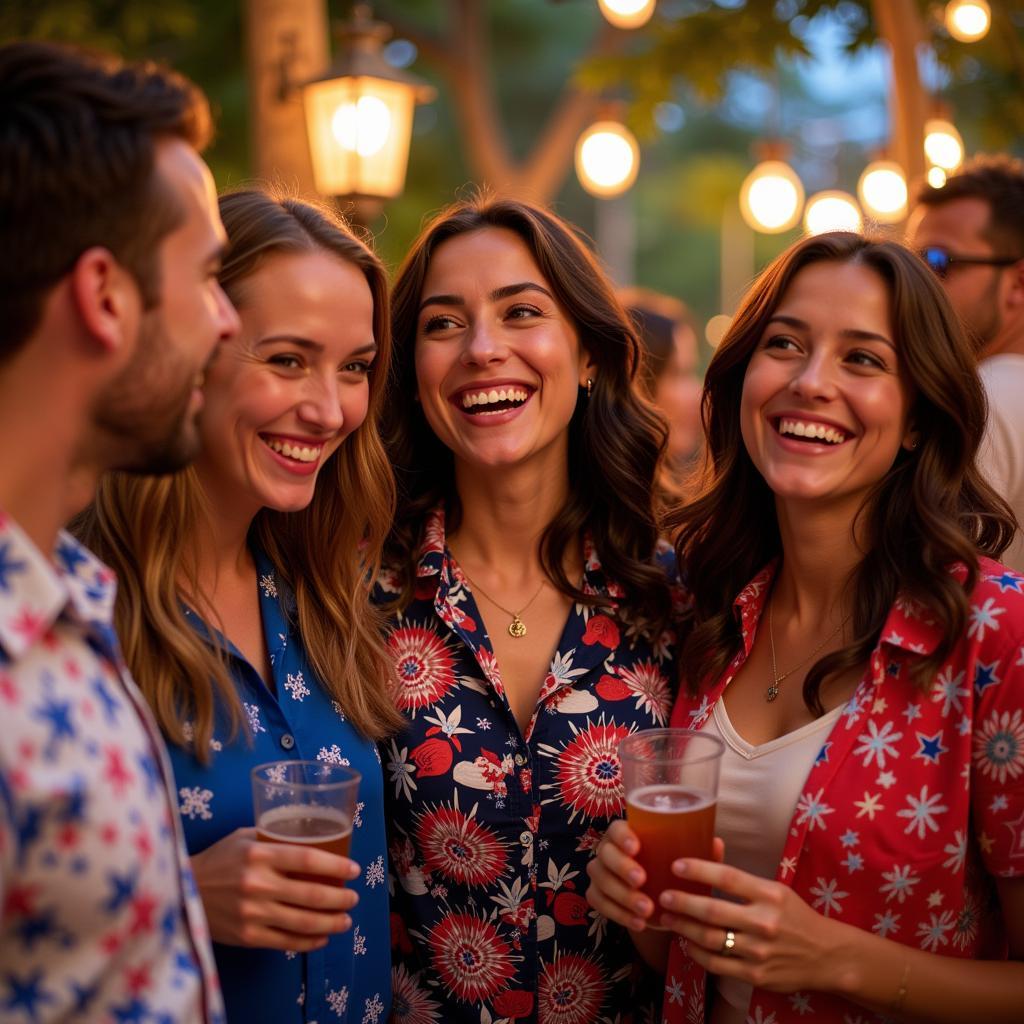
[628,784,715,814]
[257,803,352,843]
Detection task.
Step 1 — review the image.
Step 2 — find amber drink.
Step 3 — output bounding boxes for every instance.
[618,730,724,925]
[252,761,360,885]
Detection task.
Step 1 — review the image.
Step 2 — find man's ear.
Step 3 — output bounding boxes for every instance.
[1005,259,1024,313]
[69,247,142,355]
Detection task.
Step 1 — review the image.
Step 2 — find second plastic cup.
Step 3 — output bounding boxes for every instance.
[251,760,361,884]
[618,728,724,921]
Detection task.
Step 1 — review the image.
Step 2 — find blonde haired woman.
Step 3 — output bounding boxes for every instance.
[74,188,401,1023]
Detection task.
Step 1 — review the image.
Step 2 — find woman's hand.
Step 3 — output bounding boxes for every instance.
[657,857,844,994]
[584,819,656,931]
[190,827,361,951]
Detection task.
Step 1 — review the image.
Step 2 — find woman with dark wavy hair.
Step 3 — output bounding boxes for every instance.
[377,195,679,1022]
[587,232,1024,1023]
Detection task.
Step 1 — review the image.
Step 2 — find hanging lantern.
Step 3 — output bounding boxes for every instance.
[302,4,435,200]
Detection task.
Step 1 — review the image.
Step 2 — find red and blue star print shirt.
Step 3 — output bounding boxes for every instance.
[0,511,223,1023]
[375,506,681,1024]
[663,557,1024,1024]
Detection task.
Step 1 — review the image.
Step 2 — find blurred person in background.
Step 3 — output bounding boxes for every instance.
[910,155,1024,571]
[0,40,237,1022]
[74,189,401,1024]
[621,287,703,505]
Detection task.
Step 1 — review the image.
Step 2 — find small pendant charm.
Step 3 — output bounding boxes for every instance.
[765,683,779,703]
[508,615,527,639]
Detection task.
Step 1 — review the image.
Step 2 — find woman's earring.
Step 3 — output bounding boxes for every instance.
[586,378,593,398]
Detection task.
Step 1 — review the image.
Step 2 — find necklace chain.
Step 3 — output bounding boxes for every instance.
[458,567,546,639]
[766,599,850,703]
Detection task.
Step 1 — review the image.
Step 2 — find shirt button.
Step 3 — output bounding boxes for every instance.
[519,831,533,846]
[280,734,295,750]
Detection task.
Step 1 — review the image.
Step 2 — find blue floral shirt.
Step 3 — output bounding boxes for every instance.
[0,512,223,1023]
[375,507,681,1024]
[170,552,390,1024]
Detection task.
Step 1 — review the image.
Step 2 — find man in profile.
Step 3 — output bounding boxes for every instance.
[0,41,238,1020]
[910,156,1024,571]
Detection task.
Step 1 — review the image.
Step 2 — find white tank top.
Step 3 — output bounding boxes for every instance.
[704,698,844,1024]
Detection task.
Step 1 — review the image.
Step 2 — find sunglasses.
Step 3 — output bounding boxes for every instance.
[918,245,1020,280]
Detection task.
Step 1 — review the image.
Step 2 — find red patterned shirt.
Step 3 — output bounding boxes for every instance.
[664,557,1024,1024]
[376,506,681,1024]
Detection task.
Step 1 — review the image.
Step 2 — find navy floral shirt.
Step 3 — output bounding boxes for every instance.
[170,551,390,1024]
[375,506,680,1024]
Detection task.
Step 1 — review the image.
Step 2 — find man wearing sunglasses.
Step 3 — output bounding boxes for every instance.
[910,154,1024,571]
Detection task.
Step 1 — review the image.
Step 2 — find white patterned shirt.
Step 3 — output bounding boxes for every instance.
[0,511,224,1023]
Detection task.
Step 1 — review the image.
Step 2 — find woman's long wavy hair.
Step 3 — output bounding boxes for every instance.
[384,194,673,634]
[671,231,1017,712]
[73,188,403,758]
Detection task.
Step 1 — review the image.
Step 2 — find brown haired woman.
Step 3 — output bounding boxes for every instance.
[587,232,1024,1023]
[74,188,402,1024]
[376,195,681,1023]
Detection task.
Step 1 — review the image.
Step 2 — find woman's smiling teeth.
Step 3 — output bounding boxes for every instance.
[460,387,530,414]
[777,417,848,445]
[263,435,323,463]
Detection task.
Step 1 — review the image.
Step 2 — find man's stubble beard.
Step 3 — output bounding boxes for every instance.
[94,312,204,476]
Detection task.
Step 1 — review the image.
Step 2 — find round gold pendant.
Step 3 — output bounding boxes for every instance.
[508,616,527,638]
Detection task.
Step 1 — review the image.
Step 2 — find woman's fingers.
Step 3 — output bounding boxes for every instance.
[667,856,767,903]
[586,859,654,929]
[585,820,653,929]
[253,843,361,888]
[254,899,354,938]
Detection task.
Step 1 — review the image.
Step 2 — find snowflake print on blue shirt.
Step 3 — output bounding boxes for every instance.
[169,549,391,1023]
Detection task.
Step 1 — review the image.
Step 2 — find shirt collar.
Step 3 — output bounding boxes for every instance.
[0,511,117,659]
[731,559,945,660]
[414,502,610,596]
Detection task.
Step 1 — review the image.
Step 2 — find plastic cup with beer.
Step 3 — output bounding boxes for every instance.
[251,760,360,884]
[618,728,724,921]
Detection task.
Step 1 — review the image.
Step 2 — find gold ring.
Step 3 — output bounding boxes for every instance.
[721,929,737,957]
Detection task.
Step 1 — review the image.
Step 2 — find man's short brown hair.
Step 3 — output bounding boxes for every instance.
[916,153,1024,259]
[0,41,213,359]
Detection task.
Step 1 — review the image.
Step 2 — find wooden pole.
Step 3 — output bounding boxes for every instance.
[245,0,330,197]
[871,0,929,191]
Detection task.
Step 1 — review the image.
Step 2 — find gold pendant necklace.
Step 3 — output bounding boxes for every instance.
[459,568,546,639]
[766,600,850,703]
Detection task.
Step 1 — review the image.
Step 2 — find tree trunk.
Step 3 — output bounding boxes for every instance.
[872,0,928,191]
[245,0,330,197]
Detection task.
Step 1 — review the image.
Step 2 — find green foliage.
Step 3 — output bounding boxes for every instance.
[0,0,199,54]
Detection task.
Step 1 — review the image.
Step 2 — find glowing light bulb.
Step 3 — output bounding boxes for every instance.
[739,160,804,234]
[331,95,392,157]
[857,161,908,223]
[927,166,948,189]
[597,0,656,29]
[575,121,640,197]
[924,119,964,172]
[803,191,863,235]
[945,0,991,43]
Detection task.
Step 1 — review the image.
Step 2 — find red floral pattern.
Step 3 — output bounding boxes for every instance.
[429,913,516,1003]
[538,953,607,1024]
[389,623,458,714]
[415,804,509,886]
[377,506,679,1021]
